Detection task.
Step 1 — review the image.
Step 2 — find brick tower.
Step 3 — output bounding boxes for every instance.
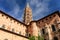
[23,3,32,25]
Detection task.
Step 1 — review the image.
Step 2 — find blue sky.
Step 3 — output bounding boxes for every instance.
[0,0,60,22]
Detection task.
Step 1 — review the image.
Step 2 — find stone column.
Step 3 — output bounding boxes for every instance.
[46,24,52,40]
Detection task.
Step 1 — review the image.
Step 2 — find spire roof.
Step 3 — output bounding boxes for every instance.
[26,2,30,7]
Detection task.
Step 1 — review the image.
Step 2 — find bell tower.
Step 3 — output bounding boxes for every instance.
[23,3,32,25]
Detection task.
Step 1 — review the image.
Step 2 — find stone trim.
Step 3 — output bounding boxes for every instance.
[0,28,29,39]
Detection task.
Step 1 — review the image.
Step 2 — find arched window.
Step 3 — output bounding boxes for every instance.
[51,25,56,32]
[53,37,58,40]
[42,29,45,35]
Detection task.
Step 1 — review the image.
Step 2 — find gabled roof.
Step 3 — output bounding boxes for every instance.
[37,11,60,21]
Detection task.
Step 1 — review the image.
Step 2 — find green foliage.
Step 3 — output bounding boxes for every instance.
[29,35,44,40]
[29,36,35,40]
[38,35,40,40]
[38,35,44,40]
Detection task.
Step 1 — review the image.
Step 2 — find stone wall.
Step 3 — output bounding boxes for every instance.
[36,12,60,40]
[0,28,28,40]
[0,12,27,36]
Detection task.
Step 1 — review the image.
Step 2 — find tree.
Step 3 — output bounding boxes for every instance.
[38,35,44,40]
[29,35,44,40]
[29,36,35,40]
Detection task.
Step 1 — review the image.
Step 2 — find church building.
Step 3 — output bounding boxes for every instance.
[0,3,60,40]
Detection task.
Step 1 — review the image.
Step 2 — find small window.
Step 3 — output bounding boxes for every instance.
[19,31,21,34]
[29,34,31,37]
[42,29,45,35]
[42,20,43,22]
[4,39,8,40]
[25,33,29,37]
[38,21,40,24]
[2,25,5,29]
[51,25,56,32]
[6,16,8,19]
[14,20,16,23]
[46,18,48,20]
[2,14,4,16]
[12,28,14,32]
[49,16,52,18]
[10,18,12,21]
[27,14,29,15]
[17,22,19,24]
[53,15,56,17]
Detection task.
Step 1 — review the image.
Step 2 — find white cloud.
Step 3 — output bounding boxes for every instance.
[8,4,24,21]
[10,4,20,15]
[29,0,50,20]
[17,14,23,22]
[7,0,20,15]
[6,0,24,21]
[30,0,39,5]
[0,0,23,21]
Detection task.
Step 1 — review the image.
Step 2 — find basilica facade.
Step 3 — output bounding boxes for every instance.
[0,3,60,40]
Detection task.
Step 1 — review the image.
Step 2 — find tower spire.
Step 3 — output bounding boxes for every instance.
[23,2,33,25]
[26,2,30,7]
